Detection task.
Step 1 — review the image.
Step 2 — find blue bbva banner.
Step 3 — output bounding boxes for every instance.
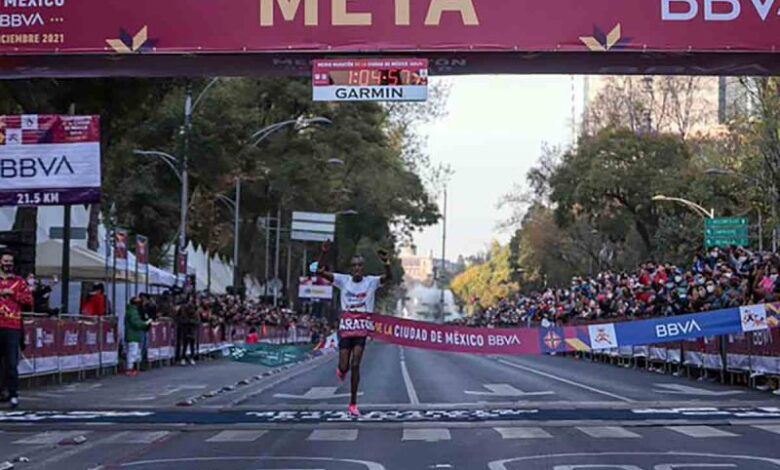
[585,304,772,351]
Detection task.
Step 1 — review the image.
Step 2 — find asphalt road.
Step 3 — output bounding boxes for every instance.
[2,341,779,470]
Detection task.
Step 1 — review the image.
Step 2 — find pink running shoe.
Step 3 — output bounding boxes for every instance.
[336,368,346,383]
[348,404,361,417]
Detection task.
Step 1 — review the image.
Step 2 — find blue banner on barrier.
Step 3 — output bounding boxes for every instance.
[614,308,742,348]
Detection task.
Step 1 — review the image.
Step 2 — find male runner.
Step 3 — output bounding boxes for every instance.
[316,241,392,417]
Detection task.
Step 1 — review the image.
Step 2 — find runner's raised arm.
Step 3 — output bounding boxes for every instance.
[316,240,335,283]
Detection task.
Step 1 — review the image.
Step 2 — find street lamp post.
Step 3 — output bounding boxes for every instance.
[237,116,331,301]
[133,149,184,281]
[651,195,715,219]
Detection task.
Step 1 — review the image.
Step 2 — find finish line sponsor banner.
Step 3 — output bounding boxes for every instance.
[371,314,542,355]
[368,303,778,355]
[0,115,101,206]
[5,0,780,56]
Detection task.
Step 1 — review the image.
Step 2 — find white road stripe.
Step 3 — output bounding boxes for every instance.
[666,426,738,438]
[494,427,553,439]
[13,431,89,444]
[753,424,780,435]
[400,348,420,405]
[497,359,634,402]
[577,426,640,438]
[206,430,267,442]
[105,431,170,444]
[402,428,451,442]
[307,429,358,441]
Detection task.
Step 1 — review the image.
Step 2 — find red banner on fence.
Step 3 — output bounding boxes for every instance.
[59,320,83,371]
[81,320,100,368]
[34,318,59,374]
[100,318,119,366]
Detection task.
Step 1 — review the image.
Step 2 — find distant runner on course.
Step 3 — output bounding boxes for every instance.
[316,240,392,417]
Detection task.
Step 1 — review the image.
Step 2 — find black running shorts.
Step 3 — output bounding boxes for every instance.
[338,335,367,350]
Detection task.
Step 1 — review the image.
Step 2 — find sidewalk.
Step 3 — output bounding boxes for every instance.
[15,358,270,410]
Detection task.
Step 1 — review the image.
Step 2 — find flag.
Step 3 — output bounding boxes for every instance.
[136,235,148,267]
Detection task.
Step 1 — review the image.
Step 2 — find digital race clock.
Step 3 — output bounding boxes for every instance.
[312,59,428,102]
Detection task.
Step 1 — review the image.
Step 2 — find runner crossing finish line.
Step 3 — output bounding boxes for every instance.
[315,240,392,418]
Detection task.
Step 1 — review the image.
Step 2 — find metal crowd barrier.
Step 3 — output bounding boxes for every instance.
[19,313,313,383]
[20,313,120,381]
[585,329,780,386]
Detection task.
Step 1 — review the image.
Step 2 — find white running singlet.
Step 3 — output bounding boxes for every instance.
[333,273,382,313]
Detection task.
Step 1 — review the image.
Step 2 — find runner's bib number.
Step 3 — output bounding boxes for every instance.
[338,312,374,338]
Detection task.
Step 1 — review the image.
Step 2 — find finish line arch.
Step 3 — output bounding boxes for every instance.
[2,0,780,77]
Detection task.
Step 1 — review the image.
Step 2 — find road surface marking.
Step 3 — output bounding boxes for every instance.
[754,424,780,435]
[576,426,640,438]
[105,431,170,444]
[402,428,451,442]
[116,456,386,470]
[652,383,742,396]
[666,426,738,438]
[497,359,634,402]
[123,385,208,401]
[13,431,89,444]
[274,386,358,400]
[487,452,780,470]
[307,429,358,441]
[400,348,420,405]
[206,430,267,442]
[465,384,555,397]
[494,427,553,439]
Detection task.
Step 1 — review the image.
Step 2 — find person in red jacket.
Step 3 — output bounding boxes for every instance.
[0,250,33,408]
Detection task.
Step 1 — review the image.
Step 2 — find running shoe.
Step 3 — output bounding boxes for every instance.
[348,404,361,417]
[336,368,346,383]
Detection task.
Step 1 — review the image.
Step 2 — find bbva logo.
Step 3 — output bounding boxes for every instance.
[655,319,702,338]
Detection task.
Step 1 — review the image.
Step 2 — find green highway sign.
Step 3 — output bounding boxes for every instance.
[705,217,748,227]
[704,227,749,237]
[704,217,749,249]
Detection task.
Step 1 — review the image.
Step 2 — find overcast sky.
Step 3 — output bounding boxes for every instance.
[412,75,579,260]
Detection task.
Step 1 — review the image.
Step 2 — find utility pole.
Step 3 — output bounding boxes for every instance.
[232,177,241,289]
[274,206,282,306]
[60,102,76,314]
[264,211,270,297]
[439,187,447,323]
[178,83,192,286]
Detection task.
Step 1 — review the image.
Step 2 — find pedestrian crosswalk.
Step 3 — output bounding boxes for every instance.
[6,424,776,446]
[576,426,641,438]
[665,425,738,438]
[206,430,267,442]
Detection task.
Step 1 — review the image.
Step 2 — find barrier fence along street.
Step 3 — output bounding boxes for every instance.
[18,314,312,379]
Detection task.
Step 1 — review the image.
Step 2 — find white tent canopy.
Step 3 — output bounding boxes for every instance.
[35,239,133,281]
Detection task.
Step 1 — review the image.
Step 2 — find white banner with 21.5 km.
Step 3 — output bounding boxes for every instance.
[0,114,101,207]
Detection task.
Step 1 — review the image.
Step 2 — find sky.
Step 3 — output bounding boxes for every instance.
[412,75,579,260]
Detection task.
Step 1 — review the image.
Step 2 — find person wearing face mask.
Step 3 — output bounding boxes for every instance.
[0,250,33,409]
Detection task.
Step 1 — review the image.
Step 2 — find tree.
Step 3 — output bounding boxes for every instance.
[585,76,716,139]
[549,128,694,256]
[0,77,443,295]
[450,241,519,310]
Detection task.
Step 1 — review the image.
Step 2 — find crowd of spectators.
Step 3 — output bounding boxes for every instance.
[453,246,780,328]
[120,289,330,368]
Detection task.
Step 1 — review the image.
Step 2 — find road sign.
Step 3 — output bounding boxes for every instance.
[49,227,87,240]
[704,217,749,248]
[291,212,335,242]
[313,59,428,102]
[705,217,748,227]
